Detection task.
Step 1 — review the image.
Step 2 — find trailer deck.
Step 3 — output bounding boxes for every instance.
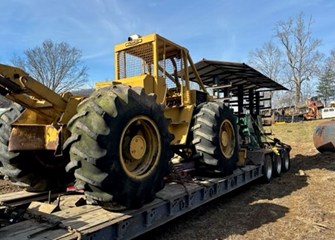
[0,165,262,240]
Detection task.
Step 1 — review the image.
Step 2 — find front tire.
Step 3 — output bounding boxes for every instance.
[65,85,173,208]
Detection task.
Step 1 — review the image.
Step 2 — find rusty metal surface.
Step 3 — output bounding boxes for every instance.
[313,120,335,152]
[8,124,59,151]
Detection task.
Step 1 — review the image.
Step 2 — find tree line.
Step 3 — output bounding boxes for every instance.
[248,12,334,108]
[4,13,333,110]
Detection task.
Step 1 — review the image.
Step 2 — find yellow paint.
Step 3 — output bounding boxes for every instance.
[2,33,213,154]
[112,34,211,145]
[45,125,59,147]
[165,105,194,145]
[272,146,280,155]
[130,135,146,160]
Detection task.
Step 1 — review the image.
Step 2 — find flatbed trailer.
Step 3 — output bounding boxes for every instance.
[0,164,270,240]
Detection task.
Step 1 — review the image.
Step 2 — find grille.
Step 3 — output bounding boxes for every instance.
[117,43,153,79]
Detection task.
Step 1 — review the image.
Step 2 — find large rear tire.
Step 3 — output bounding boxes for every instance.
[0,103,70,191]
[192,102,238,176]
[65,85,173,209]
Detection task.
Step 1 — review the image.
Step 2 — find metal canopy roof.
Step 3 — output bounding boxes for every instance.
[189,59,287,92]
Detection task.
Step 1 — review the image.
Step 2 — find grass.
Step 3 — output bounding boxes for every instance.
[266,119,325,156]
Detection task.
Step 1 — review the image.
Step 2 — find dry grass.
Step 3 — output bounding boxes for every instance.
[137,119,335,240]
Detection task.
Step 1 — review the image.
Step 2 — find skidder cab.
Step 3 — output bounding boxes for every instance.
[67,33,239,208]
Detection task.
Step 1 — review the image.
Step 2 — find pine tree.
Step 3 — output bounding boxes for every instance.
[317,65,335,105]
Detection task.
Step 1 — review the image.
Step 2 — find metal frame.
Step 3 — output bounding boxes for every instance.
[1,165,263,240]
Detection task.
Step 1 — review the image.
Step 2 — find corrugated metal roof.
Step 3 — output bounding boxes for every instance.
[189,59,287,92]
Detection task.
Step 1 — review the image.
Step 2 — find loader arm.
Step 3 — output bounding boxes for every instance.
[0,64,84,192]
[0,64,80,124]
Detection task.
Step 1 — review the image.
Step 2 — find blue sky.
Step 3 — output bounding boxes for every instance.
[1,0,334,87]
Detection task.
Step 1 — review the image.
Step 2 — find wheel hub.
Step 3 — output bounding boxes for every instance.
[130,135,146,160]
[221,131,229,147]
[120,115,161,179]
[219,120,235,159]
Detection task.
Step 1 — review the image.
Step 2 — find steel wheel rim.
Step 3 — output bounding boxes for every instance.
[120,115,161,179]
[219,119,235,158]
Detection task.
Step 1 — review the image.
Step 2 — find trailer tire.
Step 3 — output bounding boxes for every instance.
[273,154,282,177]
[0,103,69,191]
[192,102,238,176]
[262,154,273,183]
[281,149,290,172]
[65,85,173,209]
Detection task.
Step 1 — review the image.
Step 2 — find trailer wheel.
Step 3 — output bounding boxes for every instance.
[273,154,282,177]
[192,102,238,176]
[281,149,290,172]
[65,85,173,209]
[0,103,69,191]
[262,154,273,183]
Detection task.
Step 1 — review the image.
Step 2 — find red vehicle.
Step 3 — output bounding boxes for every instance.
[303,96,324,120]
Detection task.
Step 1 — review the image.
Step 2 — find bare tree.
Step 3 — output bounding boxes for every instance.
[12,40,88,93]
[248,41,285,108]
[275,13,322,106]
[249,41,283,82]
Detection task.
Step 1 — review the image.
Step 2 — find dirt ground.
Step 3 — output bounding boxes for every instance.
[1,119,335,239]
[136,119,335,240]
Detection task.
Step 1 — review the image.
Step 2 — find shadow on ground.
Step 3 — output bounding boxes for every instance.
[135,152,335,240]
